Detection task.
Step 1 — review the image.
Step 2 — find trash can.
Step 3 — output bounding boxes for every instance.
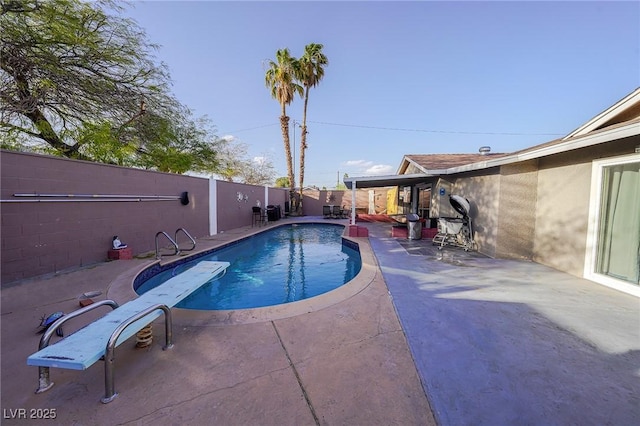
[266,205,278,221]
[406,213,422,240]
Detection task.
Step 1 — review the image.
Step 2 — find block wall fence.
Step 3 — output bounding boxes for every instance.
[0,150,376,285]
[1,151,210,284]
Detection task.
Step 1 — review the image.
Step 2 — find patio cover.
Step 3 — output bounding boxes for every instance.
[343,173,430,224]
[343,173,429,189]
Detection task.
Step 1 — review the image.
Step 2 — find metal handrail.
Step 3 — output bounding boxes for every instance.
[174,228,196,252]
[155,231,180,259]
[102,303,173,404]
[36,300,120,394]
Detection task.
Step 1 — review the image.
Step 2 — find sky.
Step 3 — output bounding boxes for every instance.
[120,1,639,189]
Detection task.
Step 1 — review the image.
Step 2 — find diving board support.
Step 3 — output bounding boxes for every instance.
[36,299,120,394]
[102,304,173,404]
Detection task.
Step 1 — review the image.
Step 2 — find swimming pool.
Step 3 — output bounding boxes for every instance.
[135,223,362,310]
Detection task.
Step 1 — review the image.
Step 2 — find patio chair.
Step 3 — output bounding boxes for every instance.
[332,205,342,219]
[341,205,350,219]
[323,205,332,218]
[252,206,267,227]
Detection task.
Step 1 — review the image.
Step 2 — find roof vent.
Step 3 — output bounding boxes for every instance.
[479,146,491,155]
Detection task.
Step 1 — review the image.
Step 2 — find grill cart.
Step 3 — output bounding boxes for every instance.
[433,195,475,251]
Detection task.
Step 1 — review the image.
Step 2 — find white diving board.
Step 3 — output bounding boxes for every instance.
[27,260,229,402]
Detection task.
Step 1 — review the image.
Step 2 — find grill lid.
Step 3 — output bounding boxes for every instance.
[449,195,471,216]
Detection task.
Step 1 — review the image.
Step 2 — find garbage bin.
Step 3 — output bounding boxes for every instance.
[266,205,278,221]
[406,213,422,240]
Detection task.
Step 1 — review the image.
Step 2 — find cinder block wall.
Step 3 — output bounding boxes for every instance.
[1,151,209,285]
[301,189,387,216]
[213,180,287,232]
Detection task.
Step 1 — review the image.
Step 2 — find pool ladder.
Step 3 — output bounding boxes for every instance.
[155,228,196,260]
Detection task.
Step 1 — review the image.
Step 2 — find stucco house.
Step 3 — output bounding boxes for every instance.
[346,88,640,297]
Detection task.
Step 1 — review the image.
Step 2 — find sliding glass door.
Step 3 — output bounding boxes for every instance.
[596,161,640,284]
[588,155,640,293]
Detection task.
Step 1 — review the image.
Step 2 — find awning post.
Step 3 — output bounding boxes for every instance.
[351,181,357,225]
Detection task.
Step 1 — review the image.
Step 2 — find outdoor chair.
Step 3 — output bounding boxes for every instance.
[323,205,332,219]
[332,205,342,219]
[252,206,267,227]
[341,205,350,219]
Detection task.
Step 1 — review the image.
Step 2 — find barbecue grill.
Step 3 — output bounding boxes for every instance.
[432,195,475,251]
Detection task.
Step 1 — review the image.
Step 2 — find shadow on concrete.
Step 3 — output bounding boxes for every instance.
[363,222,640,426]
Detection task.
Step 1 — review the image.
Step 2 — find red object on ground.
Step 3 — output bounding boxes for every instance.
[79,298,95,308]
[348,225,369,238]
[391,226,408,238]
[422,228,438,238]
[391,226,437,239]
[108,247,133,260]
[355,214,397,223]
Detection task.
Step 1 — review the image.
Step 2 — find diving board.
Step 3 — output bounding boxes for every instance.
[27,260,230,403]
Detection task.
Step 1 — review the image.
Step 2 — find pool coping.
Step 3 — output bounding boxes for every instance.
[106,219,377,325]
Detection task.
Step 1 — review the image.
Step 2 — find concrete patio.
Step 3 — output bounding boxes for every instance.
[365,222,639,426]
[1,217,638,425]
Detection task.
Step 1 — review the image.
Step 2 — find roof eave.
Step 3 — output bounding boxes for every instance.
[396,156,429,175]
[345,121,639,188]
[446,121,640,174]
[563,88,640,140]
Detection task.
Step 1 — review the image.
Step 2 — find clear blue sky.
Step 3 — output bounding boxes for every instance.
[122,1,639,189]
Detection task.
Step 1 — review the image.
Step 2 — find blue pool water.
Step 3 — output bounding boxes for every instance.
[135,223,362,310]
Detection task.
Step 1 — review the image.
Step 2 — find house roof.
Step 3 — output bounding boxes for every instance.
[345,88,640,190]
[399,153,508,175]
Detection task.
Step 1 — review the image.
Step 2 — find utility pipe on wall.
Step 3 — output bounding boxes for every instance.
[12,193,182,199]
[3,193,189,203]
[1,198,179,203]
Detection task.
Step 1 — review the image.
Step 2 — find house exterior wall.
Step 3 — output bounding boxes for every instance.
[533,155,592,276]
[532,137,639,277]
[1,150,209,285]
[453,171,502,258]
[430,178,455,219]
[495,161,538,259]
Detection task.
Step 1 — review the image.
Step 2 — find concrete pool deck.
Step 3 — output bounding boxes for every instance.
[1,217,639,425]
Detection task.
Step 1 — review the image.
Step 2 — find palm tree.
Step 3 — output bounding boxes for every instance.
[265,48,303,207]
[296,43,328,214]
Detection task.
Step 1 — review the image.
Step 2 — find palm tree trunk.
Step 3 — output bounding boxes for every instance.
[298,86,311,215]
[279,111,296,211]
